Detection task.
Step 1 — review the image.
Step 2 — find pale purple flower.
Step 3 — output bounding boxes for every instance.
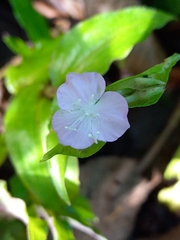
[52,72,130,149]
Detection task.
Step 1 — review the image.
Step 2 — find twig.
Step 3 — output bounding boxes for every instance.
[137,101,180,173]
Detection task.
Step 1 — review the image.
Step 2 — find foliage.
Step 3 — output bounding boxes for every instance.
[158,146,180,211]
[0,0,179,239]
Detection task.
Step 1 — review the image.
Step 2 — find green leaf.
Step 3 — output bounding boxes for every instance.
[46,131,79,205]
[69,195,95,226]
[48,154,81,204]
[27,217,48,240]
[42,141,105,161]
[164,146,180,180]
[10,175,32,206]
[0,219,26,240]
[5,37,61,94]
[3,36,32,57]
[51,217,75,240]
[49,6,175,86]
[106,53,180,107]
[0,134,7,167]
[4,84,65,212]
[158,145,180,211]
[46,131,80,204]
[65,156,80,200]
[48,156,70,204]
[9,0,50,41]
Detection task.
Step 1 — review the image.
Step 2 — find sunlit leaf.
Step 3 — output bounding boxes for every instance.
[164,147,180,180]
[5,37,61,94]
[48,155,70,204]
[158,182,180,212]
[49,7,175,86]
[51,217,75,240]
[4,84,65,212]
[9,0,50,41]
[27,216,48,240]
[65,156,80,200]
[46,131,80,204]
[106,53,180,107]
[3,36,32,57]
[158,145,180,211]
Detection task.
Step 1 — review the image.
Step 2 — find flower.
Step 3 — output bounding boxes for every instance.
[52,72,130,149]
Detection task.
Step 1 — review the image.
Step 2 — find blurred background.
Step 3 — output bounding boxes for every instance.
[1,0,180,239]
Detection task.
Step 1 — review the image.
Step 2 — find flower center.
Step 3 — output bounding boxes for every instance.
[64,94,101,144]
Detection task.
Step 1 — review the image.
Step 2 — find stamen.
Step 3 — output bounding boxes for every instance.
[70,99,82,111]
[88,133,98,144]
[64,113,86,133]
[65,95,100,136]
[65,126,77,131]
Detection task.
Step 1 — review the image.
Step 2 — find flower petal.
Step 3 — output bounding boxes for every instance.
[52,110,95,149]
[92,91,130,142]
[57,72,105,110]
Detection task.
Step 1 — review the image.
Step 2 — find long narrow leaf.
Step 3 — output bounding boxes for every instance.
[9,0,50,41]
